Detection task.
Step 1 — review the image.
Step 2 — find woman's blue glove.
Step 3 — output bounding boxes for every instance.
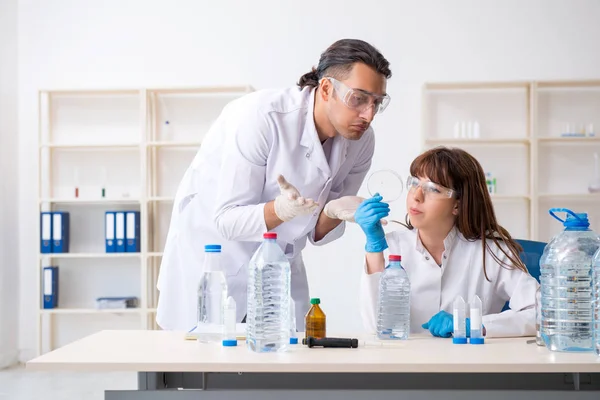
[354,194,390,253]
[422,311,454,338]
[422,312,479,338]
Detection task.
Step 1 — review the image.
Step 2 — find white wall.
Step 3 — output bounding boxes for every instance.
[0,0,20,368]
[16,0,600,359]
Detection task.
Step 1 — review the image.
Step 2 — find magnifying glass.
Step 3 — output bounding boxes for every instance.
[367,169,404,202]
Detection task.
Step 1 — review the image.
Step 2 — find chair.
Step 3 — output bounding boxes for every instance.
[501,239,547,311]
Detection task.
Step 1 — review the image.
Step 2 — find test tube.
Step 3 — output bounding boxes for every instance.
[289,297,298,344]
[222,296,237,347]
[469,295,484,344]
[101,167,107,198]
[74,167,80,198]
[453,296,467,344]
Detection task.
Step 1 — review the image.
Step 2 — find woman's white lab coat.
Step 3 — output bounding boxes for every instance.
[156,86,375,331]
[360,228,538,337]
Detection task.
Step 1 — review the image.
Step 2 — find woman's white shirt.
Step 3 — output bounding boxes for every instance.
[359,228,538,338]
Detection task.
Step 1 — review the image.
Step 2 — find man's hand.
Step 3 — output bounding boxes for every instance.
[273,175,319,222]
[323,196,366,222]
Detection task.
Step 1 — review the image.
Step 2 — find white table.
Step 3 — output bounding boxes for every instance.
[26,330,600,399]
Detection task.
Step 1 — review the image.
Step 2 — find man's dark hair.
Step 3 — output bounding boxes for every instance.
[297,39,392,89]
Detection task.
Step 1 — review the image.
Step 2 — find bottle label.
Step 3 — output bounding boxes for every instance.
[305,320,326,338]
[470,310,481,328]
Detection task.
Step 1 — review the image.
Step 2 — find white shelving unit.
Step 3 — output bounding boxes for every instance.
[422,80,600,242]
[37,85,253,354]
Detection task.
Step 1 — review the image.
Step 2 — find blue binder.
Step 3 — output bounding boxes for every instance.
[115,211,126,252]
[40,212,52,254]
[125,211,140,253]
[43,266,59,309]
[105,211,116,253]
[52,212,70,253]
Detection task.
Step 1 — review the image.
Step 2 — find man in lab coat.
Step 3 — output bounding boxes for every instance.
[156,38,392,331]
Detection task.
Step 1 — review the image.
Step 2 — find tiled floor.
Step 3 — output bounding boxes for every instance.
[0,364,136,400]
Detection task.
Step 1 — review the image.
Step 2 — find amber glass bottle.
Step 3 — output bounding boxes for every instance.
[305,298,326,339]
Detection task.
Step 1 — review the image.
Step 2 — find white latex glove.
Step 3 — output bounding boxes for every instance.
[273,175,319,222]
[324,196,388,224]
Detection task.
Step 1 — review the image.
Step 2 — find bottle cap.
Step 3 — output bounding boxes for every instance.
[469,337,484,345]
[204,244,221,252]
[222,339,237,347]
[389,255,401,262]
[263,232,277,239]
[290,337,298,344]
[452,337,467,345]
[310,298,320,305]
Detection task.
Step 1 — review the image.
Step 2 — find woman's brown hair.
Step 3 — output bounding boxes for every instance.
[403,146,526,280]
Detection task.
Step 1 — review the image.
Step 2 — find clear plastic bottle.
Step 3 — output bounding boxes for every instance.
[197,244,228,343]
[376,255,410,340]
[246,232,291,353]
[540,208,600,352]
[593,248,600,356]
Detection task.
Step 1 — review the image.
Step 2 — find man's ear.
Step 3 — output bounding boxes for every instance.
[319,79,332,101]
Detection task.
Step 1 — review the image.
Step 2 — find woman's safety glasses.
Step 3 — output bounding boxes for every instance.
[324,77,391,114]
[406,176,456,199]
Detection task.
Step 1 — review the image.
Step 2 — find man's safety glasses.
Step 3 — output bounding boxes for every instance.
[324,77,391,114]
[406,176,456,199]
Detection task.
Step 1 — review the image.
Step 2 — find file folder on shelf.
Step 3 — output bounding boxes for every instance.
[125,211,140,252]
[42,266,59,309]
[52,212,70,253]
[105,211,116,253]
[40,212,52,254]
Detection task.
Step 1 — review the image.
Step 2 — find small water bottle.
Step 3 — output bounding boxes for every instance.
[222,296,237,347]
[246,232,291,353]
[593,248,600,356]
[453,296,467,344]
[540,208,600,352]
[376,255,410,340]
[197,244,228,343]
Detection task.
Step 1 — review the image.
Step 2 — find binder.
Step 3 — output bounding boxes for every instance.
[40,212,52,254]
[125,211,140,253]
[43,266,59,309]
[52,212,70,253]
[105,211,116,253]
[115,211,126,252]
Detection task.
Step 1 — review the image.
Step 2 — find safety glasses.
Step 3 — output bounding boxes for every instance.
[406,176,456,199]
[324,77,391,114]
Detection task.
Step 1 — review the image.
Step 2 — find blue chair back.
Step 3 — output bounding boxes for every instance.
[501,239,547,311]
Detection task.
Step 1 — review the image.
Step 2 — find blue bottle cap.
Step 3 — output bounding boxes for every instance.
[290,337,298,345]
[469,337,485,345]
[204,244,222,252]
[452,337,468,344]
[222,339,237,347]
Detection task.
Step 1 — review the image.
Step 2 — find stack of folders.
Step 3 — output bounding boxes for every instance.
[95,297,139,309]
[40,212,70,253]
[105,211,140,253]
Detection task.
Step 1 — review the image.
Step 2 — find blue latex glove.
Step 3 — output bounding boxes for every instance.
[354,194,390,253]
[422,310,454,338]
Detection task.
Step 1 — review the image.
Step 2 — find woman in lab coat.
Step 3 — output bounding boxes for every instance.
[356,147,538,338]
[156,39,393,331]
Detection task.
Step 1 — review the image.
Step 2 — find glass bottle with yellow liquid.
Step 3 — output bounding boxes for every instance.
[305,298,326,339]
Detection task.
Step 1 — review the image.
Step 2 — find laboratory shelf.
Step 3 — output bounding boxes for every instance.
[422,79,600,241]
[425,138,530,146]
[147,141,201,148]
[39,252,142,259]
[41,308,143,315]
[39,198,141,205]
[37,85,254,355]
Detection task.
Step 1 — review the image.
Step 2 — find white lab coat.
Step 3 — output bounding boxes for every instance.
[360,228,538,338]
[156,86,375,331]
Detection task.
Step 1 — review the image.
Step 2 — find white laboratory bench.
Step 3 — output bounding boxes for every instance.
[26,330,600,400]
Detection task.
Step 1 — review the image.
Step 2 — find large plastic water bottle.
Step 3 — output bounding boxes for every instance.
[246,232,291,352]
[377,255,410,340]
[540,208,600,352]
[197,244,228,343]
[593,248,600,356]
